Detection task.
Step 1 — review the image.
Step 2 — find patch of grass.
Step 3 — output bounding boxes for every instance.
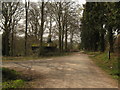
[2,79,25,89]
[84,51,101,57]
[40,52,71,57]
[87,52,119,80]
[2,68,20,82]
[2,68,26,89]
[2,56,43,61]
[2,52,72,62]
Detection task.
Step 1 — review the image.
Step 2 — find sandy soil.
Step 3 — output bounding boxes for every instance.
[3,52,118,88]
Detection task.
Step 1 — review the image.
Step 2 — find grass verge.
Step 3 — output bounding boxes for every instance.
[86,51,120,80]
[2,52,72,62]
[2,68,26,89]
[2,56,43,62]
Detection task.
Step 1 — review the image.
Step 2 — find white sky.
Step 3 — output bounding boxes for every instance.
[76,0,86,4]
[22,0,86,4]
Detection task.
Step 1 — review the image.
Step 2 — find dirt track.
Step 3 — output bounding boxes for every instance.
[3,52,118,88]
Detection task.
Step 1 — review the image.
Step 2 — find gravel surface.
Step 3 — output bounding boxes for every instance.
[3,52,118,88]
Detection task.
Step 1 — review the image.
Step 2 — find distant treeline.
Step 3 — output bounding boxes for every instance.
[1,1,81,56]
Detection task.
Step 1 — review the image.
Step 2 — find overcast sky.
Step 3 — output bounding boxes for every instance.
[22,0,86,4]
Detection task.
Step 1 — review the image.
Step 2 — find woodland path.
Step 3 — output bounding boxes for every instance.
[3,52,118,88]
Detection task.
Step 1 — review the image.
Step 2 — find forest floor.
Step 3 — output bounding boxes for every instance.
[2,52,118,88]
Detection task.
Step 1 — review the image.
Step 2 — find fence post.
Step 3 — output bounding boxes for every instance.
[108,50,110,60]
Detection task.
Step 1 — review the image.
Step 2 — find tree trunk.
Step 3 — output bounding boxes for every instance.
[61,15,65,52]
[39,1,44,55]
[11,18,16,56]
[2,13,11,56]
[11,28,14,56]
[25,0,28,56]
[3,32,10,56]
[70,31,73,50]
[2,32,10,56]
[65,20,68,52]
[49,15,52,42]
[2,33,5,56]
[35,18,38,40]
[58,3,62,52]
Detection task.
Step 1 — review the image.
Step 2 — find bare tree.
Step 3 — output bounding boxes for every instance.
[1,2,20,56]
[24,0,30,56]
[11,3,24,56]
